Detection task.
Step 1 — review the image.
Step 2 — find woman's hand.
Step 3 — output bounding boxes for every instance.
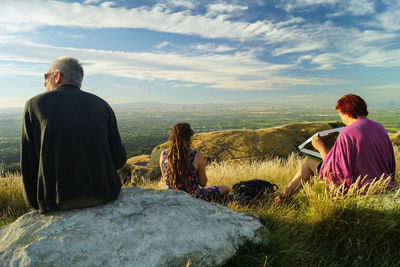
[312,135,328,160]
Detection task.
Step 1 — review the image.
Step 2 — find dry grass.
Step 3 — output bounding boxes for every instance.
[2,146,400,266]
[206,145,400,193]
[205,153,304,190]
[221,146,400,267]
[0,173,30,227]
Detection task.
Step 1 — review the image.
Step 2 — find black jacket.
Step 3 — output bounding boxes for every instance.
[21,84,126,213]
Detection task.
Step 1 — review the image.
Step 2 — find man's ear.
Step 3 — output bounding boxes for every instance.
[54,71,63,85]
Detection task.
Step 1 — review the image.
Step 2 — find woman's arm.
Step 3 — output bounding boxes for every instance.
[312,135,329,160]
[320,133,353,186]
[159,151,165,177]
[194,151,208,187]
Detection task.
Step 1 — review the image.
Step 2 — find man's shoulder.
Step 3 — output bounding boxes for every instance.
[25,89,113,115]
[80,90,112,108]
[24,91,50,109]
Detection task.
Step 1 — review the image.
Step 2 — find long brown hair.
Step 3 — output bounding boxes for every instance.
[167,122,194,190]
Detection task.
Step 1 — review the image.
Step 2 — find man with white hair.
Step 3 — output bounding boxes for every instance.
[21,57,126,213]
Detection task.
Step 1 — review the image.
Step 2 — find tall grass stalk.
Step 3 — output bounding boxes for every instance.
[0,174,30,227]
[206,153,304,189]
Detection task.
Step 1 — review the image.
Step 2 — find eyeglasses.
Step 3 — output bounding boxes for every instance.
[44,71,64,80]
[44,72,53,80]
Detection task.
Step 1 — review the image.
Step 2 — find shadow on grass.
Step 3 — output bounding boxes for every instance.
[223,204,400,267]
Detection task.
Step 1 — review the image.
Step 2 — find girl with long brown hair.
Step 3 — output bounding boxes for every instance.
[160,122,229,201]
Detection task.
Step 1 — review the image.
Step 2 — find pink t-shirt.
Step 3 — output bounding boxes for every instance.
[320,117,396,190]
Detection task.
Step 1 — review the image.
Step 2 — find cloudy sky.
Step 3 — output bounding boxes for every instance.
[0,0,399,108]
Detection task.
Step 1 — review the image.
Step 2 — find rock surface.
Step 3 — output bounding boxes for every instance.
[0,188,264,267]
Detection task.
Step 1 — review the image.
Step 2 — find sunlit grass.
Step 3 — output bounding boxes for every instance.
[0,173,30,227]
[207,146,400,266]
[2,146,400,266]
[205,153,305,190]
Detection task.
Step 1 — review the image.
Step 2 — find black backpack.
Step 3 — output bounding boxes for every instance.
[231,179,278,202]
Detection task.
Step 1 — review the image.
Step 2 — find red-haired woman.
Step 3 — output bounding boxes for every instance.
[276,94,396,201]
[160,122,230,201]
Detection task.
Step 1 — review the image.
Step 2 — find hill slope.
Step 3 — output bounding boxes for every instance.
[147,121,344,166]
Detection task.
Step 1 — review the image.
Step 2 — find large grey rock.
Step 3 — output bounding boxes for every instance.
[0,188,265,266]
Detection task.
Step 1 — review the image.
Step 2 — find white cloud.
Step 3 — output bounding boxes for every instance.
[0,41,345,91]
[344,0,375,15]
[278,0,338,12]
[328,0,375,16]
[0,0,399,81]
[373,2,400,31]
[273,42,323,56]
[309,53,345,70]
[271,20,400,69]
[155,41,172,49]
[0,97,26,108]
[354,48,400,67]
[162,0,196,9]
[280,0,375,16]
[100,2,117,8]
[0,61,45,77]
[84,0,102,4]
[206,3,248,18]
[172,83,197,88]
[366,84,400,90]
[0,0,297,43]
[194,43,236,53]
[0,22,40,33]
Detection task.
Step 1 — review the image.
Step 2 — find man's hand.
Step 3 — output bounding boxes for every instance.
[312,135,328,160]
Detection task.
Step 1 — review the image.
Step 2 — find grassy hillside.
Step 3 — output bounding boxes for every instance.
[139,146,400,266]
[148,121,344,166]
[2,121,399,266]
[1,149,399,266]
[390,132,400,146]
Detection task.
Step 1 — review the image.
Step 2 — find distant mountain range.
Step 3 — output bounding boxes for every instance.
[110,101,287,112]
[2,100,398,114]
[0,107,23,115]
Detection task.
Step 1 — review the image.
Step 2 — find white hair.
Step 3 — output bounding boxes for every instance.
[50,57,84,88]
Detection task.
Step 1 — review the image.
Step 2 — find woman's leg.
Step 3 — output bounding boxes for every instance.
[279,157,320,199]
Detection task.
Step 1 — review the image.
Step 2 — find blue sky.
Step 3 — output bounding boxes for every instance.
[0,0,399,108]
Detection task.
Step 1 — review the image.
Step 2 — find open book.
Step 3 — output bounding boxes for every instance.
[298,127,344,160]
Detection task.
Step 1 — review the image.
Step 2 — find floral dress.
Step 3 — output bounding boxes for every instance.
[161,149,220,201]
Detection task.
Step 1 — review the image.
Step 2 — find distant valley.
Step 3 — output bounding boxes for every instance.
[1,103,400,172]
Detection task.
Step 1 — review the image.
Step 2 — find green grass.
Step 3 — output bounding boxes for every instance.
[1,147,400,266]
[145,147,400,266]
[222,180,400,267]
[0,174,30,227]
[218,150,400,266]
